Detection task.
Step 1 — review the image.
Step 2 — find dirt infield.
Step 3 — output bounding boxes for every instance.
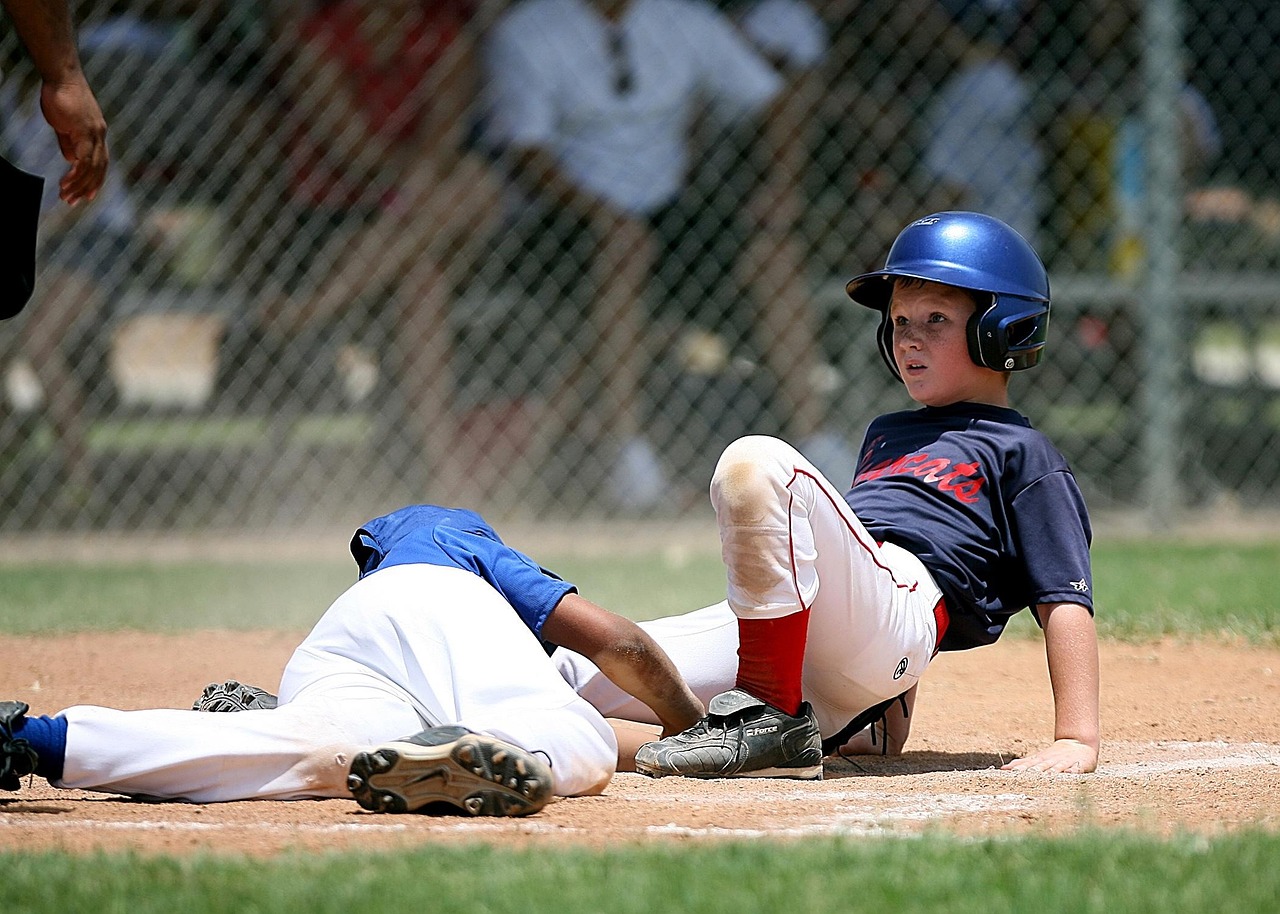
[2,632,1278,855]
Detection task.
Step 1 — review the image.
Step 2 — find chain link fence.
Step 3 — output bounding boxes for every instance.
[1,0,1278,533]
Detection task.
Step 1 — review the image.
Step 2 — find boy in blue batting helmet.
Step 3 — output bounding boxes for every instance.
[625,211,1098,778]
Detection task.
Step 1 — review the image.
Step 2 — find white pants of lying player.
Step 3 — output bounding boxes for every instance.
[559,434,944,738]
[55,563,617,802]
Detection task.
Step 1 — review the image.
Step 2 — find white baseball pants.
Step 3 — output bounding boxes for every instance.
[56,564,617,802]
[558,435,945,737]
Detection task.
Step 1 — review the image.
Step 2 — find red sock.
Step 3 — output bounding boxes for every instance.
[734,610,810,716]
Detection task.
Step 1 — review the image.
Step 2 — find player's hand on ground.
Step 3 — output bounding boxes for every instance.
[1001,738,1098,774]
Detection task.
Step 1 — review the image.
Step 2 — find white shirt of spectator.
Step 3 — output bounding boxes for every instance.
[922,57,1043,246]
[736,0,827,72]
[486,0,783,215]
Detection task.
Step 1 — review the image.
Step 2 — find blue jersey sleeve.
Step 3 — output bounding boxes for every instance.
[431,526,576,637]
[1008,471,1094,614]
[349,505,576,638]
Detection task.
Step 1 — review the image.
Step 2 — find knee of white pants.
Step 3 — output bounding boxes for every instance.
[712,436,815,619]
[711,435,798,521]
[556,711,617,797]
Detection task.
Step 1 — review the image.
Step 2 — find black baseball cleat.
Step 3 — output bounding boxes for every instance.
[634,688,824,780]
[347,726,554,817]
[0,700,39,791]
[192,680,279,712]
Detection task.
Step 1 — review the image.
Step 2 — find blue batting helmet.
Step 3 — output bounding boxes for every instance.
[844,211,1051,380]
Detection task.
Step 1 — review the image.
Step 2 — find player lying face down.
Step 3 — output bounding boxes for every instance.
[1,505,706,817]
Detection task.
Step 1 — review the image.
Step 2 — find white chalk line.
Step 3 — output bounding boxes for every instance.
[1099,741,1280,778]
[2,741,1275,840]
[633,741,1280,837]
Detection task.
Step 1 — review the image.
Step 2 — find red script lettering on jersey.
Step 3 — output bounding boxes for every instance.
[853,453,986,504]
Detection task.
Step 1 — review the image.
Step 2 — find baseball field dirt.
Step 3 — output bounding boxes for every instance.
[2,631,1277,854]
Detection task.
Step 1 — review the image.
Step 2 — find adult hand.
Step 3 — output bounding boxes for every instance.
[40,74,108,205]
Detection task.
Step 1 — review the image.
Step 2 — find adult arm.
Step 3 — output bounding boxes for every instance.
[542,593,705,738]
[2,0,107,204]
[1001,601,1100,773]
[739,0,826,233]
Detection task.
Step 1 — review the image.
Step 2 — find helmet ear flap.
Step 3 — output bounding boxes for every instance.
[966,294,997,369]
[969,293,1050,370]
[877,310,901,380]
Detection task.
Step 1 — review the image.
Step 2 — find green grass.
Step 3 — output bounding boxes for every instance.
[8,832,1280,913]
[0,540,1275,642]
[0,549,729,632]
[1091,541,1280,641]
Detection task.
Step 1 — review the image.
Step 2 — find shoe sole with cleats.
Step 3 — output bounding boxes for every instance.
[347,731,553,816]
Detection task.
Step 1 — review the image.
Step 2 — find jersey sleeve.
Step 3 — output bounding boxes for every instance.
[435,527,577,637]
[1008,470,1095,613]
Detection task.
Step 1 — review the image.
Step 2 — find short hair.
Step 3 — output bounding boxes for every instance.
[891,276,988,311]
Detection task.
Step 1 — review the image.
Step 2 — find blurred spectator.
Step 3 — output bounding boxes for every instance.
[73,2,288,291]
[1040,0,1222,272]
[805,0,972,278]
[724,0,857,484]
[0,58,145,505]
[486,0,846,508]
[76,3,215,200]
[256,0,502,488]
[919,0,1044,246]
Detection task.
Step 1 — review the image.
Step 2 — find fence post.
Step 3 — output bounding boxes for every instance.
[1140,0,1186,529]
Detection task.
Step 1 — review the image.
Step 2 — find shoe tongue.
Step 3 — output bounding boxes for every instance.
[707,689,768,717]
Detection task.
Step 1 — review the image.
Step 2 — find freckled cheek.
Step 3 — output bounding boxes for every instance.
[894,325,950,348]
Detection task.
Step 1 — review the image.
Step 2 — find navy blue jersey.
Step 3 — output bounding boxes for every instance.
[846,402,1093,651]
[349,505,576,645]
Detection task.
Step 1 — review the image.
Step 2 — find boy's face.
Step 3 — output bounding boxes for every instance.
[888,280,1010,408]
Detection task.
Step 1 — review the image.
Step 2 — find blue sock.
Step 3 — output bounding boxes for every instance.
[12,714,67,782]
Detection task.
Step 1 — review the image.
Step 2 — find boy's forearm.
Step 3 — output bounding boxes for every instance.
[592,635,704,736]
[1040,602,1101,750]
[543,594,705,735]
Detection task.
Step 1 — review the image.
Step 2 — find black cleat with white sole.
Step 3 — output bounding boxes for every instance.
[634,688,823,780]
[347,726,554,817]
